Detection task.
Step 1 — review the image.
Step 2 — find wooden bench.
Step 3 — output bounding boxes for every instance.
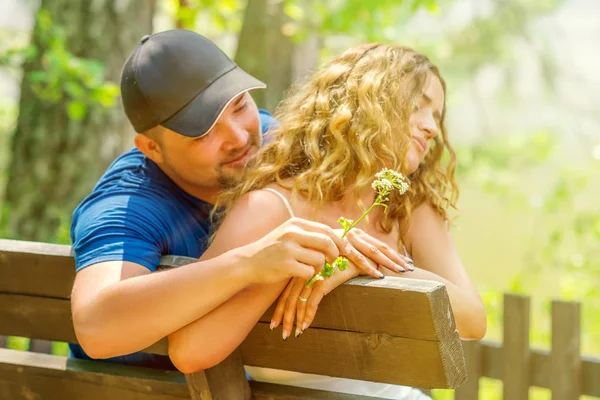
[0,239,467,399]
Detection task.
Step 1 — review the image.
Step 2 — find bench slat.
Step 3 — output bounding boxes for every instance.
[0,348,189,400]
[1,238,456,342]
[242,322,465,389]
[0,348,385,400]
[0,293,465,388]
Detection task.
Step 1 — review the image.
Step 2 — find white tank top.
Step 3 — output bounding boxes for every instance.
[244,189,429,400]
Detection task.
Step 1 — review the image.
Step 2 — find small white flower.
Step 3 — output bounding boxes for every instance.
[372,169,409,195]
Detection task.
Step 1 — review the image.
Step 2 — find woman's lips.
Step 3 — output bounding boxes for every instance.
[413,136,427,153]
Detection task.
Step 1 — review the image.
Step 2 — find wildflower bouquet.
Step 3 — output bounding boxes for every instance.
[305,168,409,287]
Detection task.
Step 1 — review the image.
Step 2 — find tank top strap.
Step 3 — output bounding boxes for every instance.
[261,188,295,218]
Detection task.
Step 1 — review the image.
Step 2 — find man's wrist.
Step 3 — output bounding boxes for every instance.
[224,245,258,287]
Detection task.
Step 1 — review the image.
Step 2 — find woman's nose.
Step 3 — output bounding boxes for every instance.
[419,114,439,139]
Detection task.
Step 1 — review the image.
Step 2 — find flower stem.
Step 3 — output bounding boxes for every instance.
[342,195,384,237]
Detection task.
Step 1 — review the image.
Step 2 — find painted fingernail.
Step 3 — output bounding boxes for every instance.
[270,321,276,331]
[397,264,406,272]
[407,258,414,265]
[378,271,385,279]
[295,327,301,337]
[302,322,307,332]
[282,331,288,340]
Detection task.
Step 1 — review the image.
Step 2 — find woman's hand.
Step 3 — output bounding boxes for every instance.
[343,228,414,273]
[270,257,365,339]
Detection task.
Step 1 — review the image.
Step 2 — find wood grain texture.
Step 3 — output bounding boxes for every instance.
[0,348,189,400]
[551,301,581,400]
[502,294,530,400]
[240,322,464,389]
[454,340,481,400]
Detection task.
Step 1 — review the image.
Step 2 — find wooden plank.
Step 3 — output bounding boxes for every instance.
[551,301,581,400]
[240,322,465,389]
[0,348,189,400]
[582,356,600,398]
[259,276,456,342]
[470,341,600,397]
[1,238,456,343]
[250,381,386,399]
[203,349,251,400]
[454,340,481,400]
[185,372,212,400]
[0,238,195,299]
[1,239,459,341]
[0,294,77,342]
[502,294,530,400]
[0,348,384,400]
[0,336,6,348]
[0,294,465,388]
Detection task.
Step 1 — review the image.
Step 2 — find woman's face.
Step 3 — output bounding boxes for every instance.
[404,72,445,175]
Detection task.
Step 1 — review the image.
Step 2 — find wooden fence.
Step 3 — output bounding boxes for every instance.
[455,294,600,400]
[1,293,599,399]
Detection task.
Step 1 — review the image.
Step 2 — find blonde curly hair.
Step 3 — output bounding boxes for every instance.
[214,43,459,239]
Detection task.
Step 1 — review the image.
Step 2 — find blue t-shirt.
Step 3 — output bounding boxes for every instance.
[69,110,276,369]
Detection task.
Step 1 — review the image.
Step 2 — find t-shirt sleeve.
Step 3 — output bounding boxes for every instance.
[259,109,278,136]
[70,193,166,272]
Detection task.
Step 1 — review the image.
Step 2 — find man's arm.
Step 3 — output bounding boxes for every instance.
[71,253,253,359]
[71,191,345,361]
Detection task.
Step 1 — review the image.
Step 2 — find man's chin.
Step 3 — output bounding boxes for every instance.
[217,170,244,189]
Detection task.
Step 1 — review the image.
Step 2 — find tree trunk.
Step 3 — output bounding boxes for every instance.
[235,0,321,112]
[234,0,271,109]
[2,0,155,243]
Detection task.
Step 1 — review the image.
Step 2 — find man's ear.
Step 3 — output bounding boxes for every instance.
[134,133,164,164]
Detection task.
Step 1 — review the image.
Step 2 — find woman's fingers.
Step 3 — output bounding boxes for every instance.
[281,276,305,340]
[271,278,295,330]
[302,279,326,330]
[295,285,313,337]
[343,243,384,279]
[346,229,414,273]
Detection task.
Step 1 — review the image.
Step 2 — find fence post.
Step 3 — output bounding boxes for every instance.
[455,340,481,400]
[503,294,530,400]
[551,300,581,400]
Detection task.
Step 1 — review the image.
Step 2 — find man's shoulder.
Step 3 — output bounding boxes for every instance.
[73,149,174,224]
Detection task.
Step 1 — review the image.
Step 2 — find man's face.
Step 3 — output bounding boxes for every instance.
[155,91,262,202]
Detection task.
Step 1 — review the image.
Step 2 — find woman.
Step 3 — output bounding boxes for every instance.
[211,43,486,398]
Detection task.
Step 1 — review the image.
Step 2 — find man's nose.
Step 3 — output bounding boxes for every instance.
[222,123,249,151]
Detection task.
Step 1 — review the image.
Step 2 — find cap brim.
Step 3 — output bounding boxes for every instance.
[161,66,266,137]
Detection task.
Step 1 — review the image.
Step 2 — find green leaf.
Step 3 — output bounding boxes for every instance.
[67,100,87,120]
[322,262,334,277]
[336,257,349,271]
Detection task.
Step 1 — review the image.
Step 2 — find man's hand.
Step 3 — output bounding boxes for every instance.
[240,218,349,285]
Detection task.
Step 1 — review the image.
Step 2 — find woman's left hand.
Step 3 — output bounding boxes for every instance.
[271,259,363,339]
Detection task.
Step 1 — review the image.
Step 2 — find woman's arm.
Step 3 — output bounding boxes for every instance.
[402,203,487,339]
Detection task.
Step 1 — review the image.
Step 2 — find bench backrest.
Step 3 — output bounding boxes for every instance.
[0,239,467,391]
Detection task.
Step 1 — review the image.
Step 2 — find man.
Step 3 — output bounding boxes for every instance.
[70,29,405,372]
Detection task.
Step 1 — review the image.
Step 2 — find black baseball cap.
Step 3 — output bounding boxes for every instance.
[120,29,266,137]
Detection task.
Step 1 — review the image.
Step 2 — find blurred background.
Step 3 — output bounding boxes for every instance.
[0,0,598,399]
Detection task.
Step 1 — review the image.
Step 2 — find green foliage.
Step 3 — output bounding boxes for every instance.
[1,9,119,121]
